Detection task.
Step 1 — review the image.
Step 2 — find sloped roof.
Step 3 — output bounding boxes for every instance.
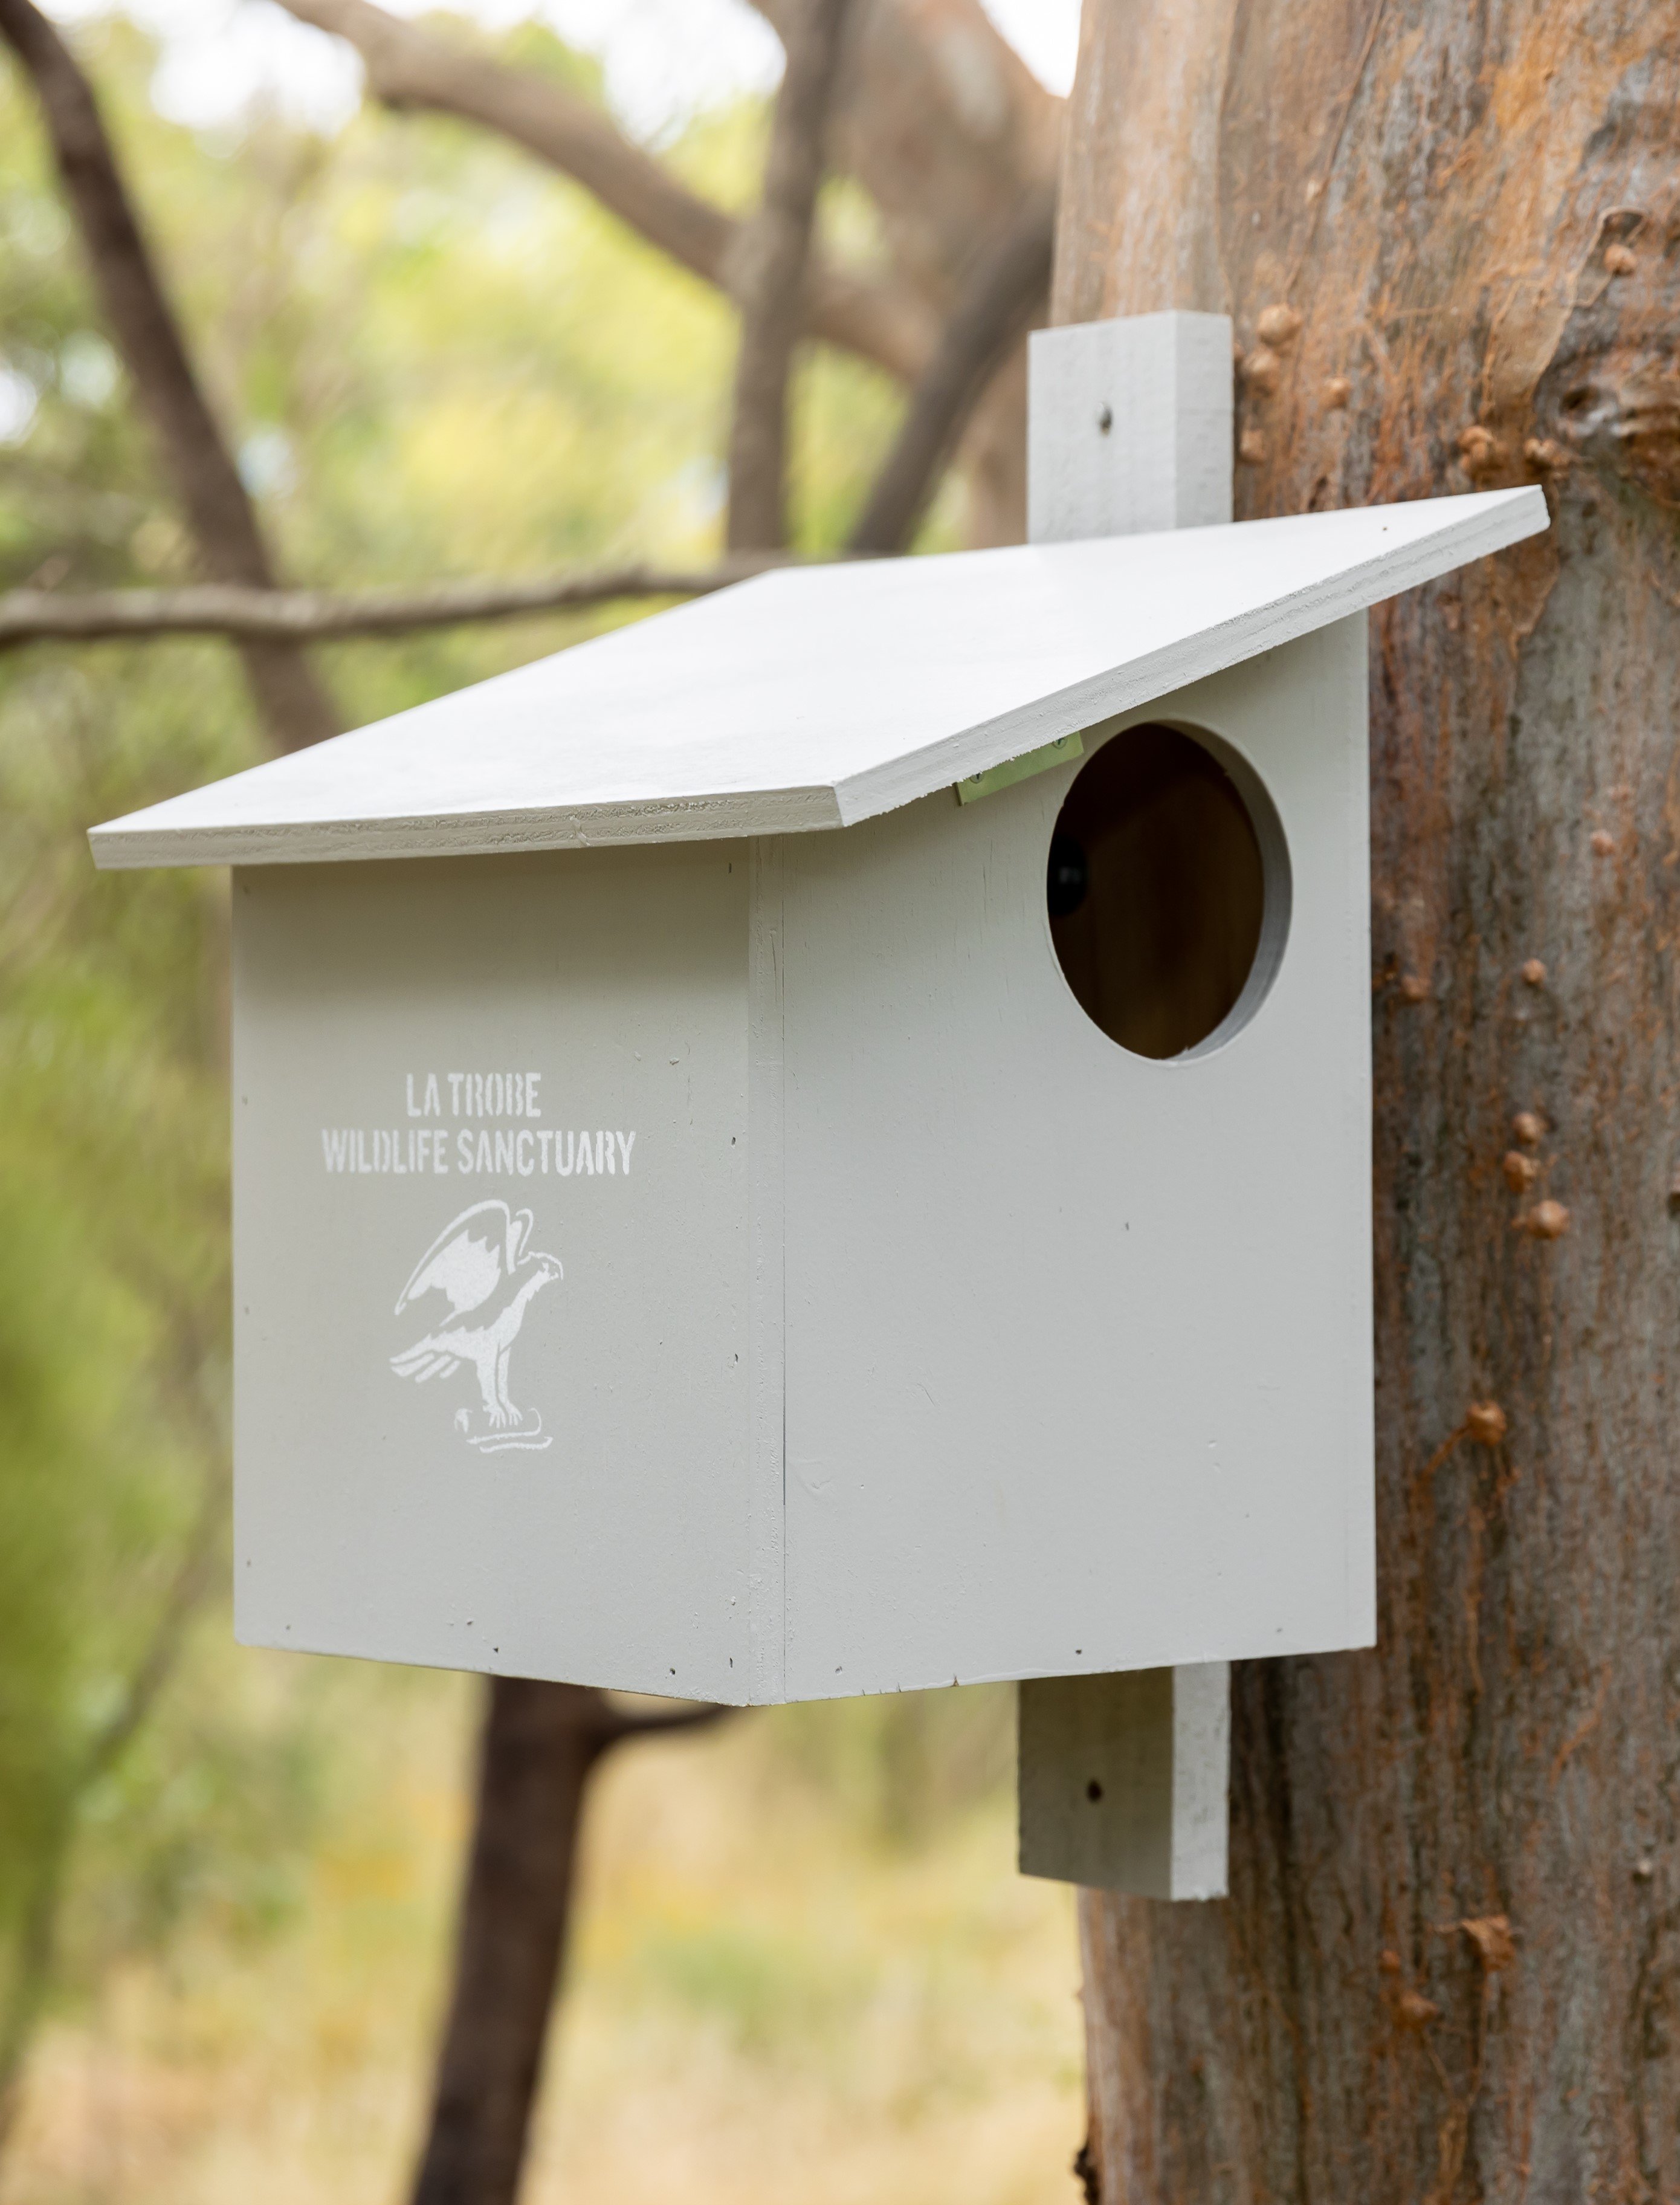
[90,487,1545,869]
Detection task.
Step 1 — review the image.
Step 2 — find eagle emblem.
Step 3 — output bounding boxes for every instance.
[390,1200,561,1452]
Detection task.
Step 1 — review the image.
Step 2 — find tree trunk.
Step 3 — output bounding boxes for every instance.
[821,0,1060,546]
[726,0,854,551]
[409,1681,728,2205]
[848,181,1052,555]
[1061,4,1680,2198]
[752,0,1061,544]
[411,1680,603,2205]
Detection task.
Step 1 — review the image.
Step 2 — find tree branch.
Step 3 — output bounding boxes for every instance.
[848,183,1054,554]
[271,0,934,382]
[409,1679,735,2205]
[726,0,854,551]
[595,1700,737,1747]
[0,554,807,647]
[749,0,1062,285]
[0,0,339,752]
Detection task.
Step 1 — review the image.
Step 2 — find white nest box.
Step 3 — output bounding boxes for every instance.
[91,322,1545,1765]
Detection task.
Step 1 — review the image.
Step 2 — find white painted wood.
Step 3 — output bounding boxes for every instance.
[88,488,1543,870]
[1026,311,1232,540]
[747,836,787,1703]
[230,846,755,1702]
[1017,312,1241,1897]
[221,623,1375,1709]
[777,620,1375,1697]
[178,314,1516,1737]
[1018,1664,1229,1897]
[1169,1660,1232,1898]
[1019,1671,1174,1893]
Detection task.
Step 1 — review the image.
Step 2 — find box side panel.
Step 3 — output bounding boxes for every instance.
[747,836,787,1703]
[780,618,1374,1697]
[1342,617,1376,1649]
[232,844,751,1702]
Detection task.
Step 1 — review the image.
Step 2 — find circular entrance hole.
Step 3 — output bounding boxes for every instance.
[1046,723,1290,1060]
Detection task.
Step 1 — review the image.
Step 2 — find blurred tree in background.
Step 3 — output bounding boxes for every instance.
[0,15,1024,2176]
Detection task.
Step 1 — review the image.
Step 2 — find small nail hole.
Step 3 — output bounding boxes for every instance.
[1085,1779,1103,1803]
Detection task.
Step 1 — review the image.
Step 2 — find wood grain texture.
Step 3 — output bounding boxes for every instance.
[87,490,1543,868]
[1055,0,1237,327]
[1061,3,1680,2197]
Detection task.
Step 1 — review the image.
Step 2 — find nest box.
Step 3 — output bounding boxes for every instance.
[90,340,1544,1735]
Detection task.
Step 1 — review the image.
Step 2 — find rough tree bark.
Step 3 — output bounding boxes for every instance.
[1062,4,1680,2199]
[726,0,853,549]
[0,0,338,754]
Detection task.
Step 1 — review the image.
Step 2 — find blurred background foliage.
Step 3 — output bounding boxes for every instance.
[0,20,1070,2203]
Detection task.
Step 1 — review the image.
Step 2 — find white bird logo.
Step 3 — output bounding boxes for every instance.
[390,1200,561,1452]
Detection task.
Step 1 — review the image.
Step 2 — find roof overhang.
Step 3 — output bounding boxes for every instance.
[89,487,1547,870]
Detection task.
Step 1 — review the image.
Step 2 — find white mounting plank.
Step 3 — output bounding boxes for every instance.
[1027,310,1233,539]
[1015,312,1241,1902]
[1019,1666,1230,1898]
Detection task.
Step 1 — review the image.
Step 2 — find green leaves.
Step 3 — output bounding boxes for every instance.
[0,5,923,2065]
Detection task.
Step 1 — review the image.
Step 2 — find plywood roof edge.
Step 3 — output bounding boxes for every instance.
[88,783,846,870]
[833,484,1548,827]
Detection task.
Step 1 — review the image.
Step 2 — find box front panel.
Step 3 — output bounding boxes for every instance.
[232,846,750,1700]
[781,621,1374,1696]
